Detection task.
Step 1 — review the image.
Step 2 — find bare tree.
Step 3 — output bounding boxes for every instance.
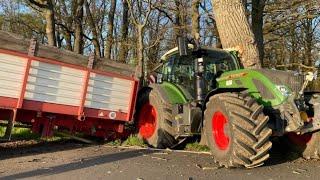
[28,0,56,46]
[212,0,261,68]
[118,0,130,63]
[252,0,265,64]
[85,0,101,57]
[127,0,152,78]
[105,0,117,59]
[74,0,85,54]
[192,0,201,46]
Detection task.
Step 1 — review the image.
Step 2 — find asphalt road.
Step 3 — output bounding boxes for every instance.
[0,141,320,180]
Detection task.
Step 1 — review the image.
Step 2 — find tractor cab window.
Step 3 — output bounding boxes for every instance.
[162,54,195,96]
[203,51,239,90]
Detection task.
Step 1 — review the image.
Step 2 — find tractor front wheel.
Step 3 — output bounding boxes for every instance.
[135,86,177,148]
[204,92,272,168]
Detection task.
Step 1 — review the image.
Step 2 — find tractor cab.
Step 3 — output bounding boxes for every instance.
[157,45,241,98]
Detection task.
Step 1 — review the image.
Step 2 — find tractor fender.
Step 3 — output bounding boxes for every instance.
[202,88,247,112]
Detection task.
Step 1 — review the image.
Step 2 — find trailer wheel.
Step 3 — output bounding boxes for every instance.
[203,92,272,168]
[135,86,177,148]
[285,132,320,159]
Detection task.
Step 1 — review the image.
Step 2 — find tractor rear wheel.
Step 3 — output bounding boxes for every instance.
[135,86,177,148]
[203,92,272,168]
[285,131,320,159]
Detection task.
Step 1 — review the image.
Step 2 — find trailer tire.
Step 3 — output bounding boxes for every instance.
[203,92,272,168]
[285,131,320,159]
[135,86,177,148]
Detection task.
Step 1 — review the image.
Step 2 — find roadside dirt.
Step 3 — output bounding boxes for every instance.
[0,140,320,180]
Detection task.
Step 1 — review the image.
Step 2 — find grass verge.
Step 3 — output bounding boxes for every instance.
[122,134,146,147]
[0,126,40,140]
[0,126,65,142]
[184,142,210,152]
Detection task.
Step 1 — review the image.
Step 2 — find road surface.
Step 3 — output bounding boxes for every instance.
[0,140,320,180]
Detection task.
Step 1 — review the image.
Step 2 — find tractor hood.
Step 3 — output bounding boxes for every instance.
[255,69,304,95]
[217,68,304,107]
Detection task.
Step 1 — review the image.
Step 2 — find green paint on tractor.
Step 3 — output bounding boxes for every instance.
[217,69,288,106]
[160,82,188,104]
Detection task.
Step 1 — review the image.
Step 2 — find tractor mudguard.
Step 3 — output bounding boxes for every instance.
[153,82,189,104]
[202,88,247,111]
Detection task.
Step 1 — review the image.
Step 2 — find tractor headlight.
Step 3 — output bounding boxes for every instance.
[276,85,291,97]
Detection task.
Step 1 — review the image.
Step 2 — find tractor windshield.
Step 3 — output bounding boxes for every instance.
[203,50,240,84]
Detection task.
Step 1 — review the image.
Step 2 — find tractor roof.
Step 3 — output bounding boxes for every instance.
[160,44,231,61]
[160,44,194,61]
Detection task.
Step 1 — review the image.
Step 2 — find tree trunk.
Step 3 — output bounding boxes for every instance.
[137,26,144,67]
[137,25,144,79]
[252,0,265,65]
[214,22,222,48]
[192,0,201,45]
[44,0,56,47]
[212,0,261,68]
[174,1,181,39]
[60,0,72,51]
[118,0,129,63]
[85,0,101,57]
[304,16,313,66]
[74,0,84,54]
[104,0,116,60]
[64,32,72,51]
[289,26,298,64]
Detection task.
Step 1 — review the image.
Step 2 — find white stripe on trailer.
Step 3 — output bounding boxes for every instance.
[85,72,133,113]
[25,60,84,106]
[0,53,27,98]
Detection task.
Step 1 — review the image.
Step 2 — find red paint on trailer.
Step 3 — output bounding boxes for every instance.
[16,58,32,108]
[78,70,91,117]
[0,96,18,109]
[22,100,79,116]
[126,80,139,121]
[84,108,128,121]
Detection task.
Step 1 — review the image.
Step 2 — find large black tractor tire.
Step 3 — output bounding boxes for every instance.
[285,131,320,159]
[135,86,177,148]
[203,92,272,168]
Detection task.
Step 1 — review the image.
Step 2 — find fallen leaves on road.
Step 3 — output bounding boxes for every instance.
[195,164,219,170]
[151,156,167,161]
[292,170,301,174]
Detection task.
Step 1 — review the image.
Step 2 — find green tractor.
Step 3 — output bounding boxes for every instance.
[135,42,320,168]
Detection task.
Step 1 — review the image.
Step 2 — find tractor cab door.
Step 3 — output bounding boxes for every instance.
[162,54,196,97]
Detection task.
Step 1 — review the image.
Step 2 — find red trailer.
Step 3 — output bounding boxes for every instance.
[0,47,139,140]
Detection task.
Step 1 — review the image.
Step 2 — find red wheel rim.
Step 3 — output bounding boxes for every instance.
[138,102,157,139]
[212,111,230,150]
[287,132,312,146]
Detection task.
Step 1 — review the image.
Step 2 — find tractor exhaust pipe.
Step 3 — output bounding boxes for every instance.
[195,56,205,104]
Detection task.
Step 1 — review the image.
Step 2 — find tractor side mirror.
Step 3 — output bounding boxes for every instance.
[177,36,187,56]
